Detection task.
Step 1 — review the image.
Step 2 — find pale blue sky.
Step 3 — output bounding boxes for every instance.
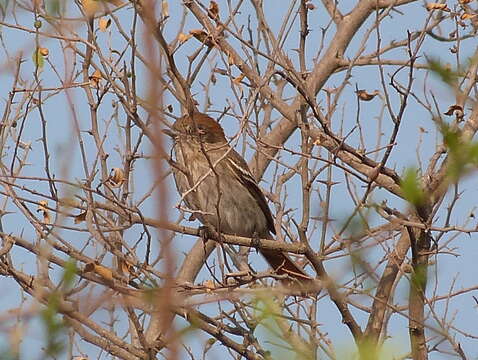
[0,1,477,359]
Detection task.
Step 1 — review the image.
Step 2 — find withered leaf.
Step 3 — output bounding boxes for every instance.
[232,73,245,85]
[461,13,477,20]
[74,211,87,224]
[208,1,219,20]
[108,167,125,187]
[37,200,51,224]
[98,17,111,32]
[190,29,215,48]
[84,263,114,281]
[89,69,102,88]
[178,32,193,44]
[443,104,464,119]
[425,3,451,11]
[162,0,169,18]
[356,89,379,101]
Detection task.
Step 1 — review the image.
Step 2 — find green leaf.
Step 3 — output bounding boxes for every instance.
[427,58,458,85]
[411,263,428,290]
[45,0,64,16]
[400,168,425,206]
[439,124,478,182]
[206,338,217,345]
[32,49,44,69]
[41,292,66,356]
[441,123,460,152]
[62,258,77,290]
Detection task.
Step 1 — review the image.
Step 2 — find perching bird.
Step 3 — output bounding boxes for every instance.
[167,112,314,285]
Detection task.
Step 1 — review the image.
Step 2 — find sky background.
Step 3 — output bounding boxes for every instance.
[0,1,477,359]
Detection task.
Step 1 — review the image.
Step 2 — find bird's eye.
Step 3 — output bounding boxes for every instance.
[197,125,206,135]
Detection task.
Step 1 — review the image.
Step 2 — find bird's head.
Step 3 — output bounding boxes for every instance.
[165,113,227,144]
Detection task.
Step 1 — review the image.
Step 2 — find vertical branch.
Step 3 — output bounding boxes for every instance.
[408,227,431,360]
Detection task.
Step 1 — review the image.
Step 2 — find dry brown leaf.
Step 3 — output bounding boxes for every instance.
[461,13,477,20]
[42,212,51,224]
[444,104,464,119]
[37,200,48,213]
[402,263,413,273]
[82,0,124,16]
[83,263,95,272]
[203,280,215,292]
[104,0,123,5]
[190,29,214,47]
[98,17,111,32]
[91,69,102,80]
[208,1,219,20]
[178,32,193,44]
[37,200,51,224]
[94,265,113,281]
[425,3,451,11]
[74,211,87,224]
[89,69,102,88]
[356,89,379,101]
[162,0,169,18]
[108,167,125,187]
[84,263,114,281]
[232,73,245,85]
[81,0,97,16]
[459,0,473,4]
[120,259,135,277]
[227,52,235,66]
[39,47,49,57]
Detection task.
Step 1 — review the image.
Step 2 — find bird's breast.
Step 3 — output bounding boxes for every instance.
[172,141,270,238]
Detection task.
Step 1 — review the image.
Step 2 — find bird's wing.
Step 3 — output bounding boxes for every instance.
[225,149,276,235]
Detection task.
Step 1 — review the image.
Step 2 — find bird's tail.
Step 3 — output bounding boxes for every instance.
[260,247,320,293]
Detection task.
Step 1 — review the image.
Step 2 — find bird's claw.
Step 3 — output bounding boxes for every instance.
[250,231,261,253]
[198,226,211,243]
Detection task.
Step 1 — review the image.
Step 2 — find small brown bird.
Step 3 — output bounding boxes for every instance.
[167,112,313,284]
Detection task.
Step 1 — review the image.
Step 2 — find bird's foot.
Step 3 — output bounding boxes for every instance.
[250,231,261,253]
[198,226,213,243]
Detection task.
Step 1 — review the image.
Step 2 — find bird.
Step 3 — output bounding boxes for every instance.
[166,112,314,285]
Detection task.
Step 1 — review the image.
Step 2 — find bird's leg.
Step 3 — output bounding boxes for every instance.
[250,231,261,254]
[198,225,213,244]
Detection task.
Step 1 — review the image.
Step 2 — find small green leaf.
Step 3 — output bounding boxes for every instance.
[400,168,425,206]
[427,58,458,85]
[41,292,66,356]
[358,338,381,360]
[441,124,460,152]
[45,0,63,16]
[439,124,478,182]
[62,258,77,290]
[32,49,44,69]
[206,338,217,345]
[411,263,428,290]
[469,143,478,164]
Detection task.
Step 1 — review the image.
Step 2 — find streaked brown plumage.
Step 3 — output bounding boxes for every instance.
[168,112,312,283]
